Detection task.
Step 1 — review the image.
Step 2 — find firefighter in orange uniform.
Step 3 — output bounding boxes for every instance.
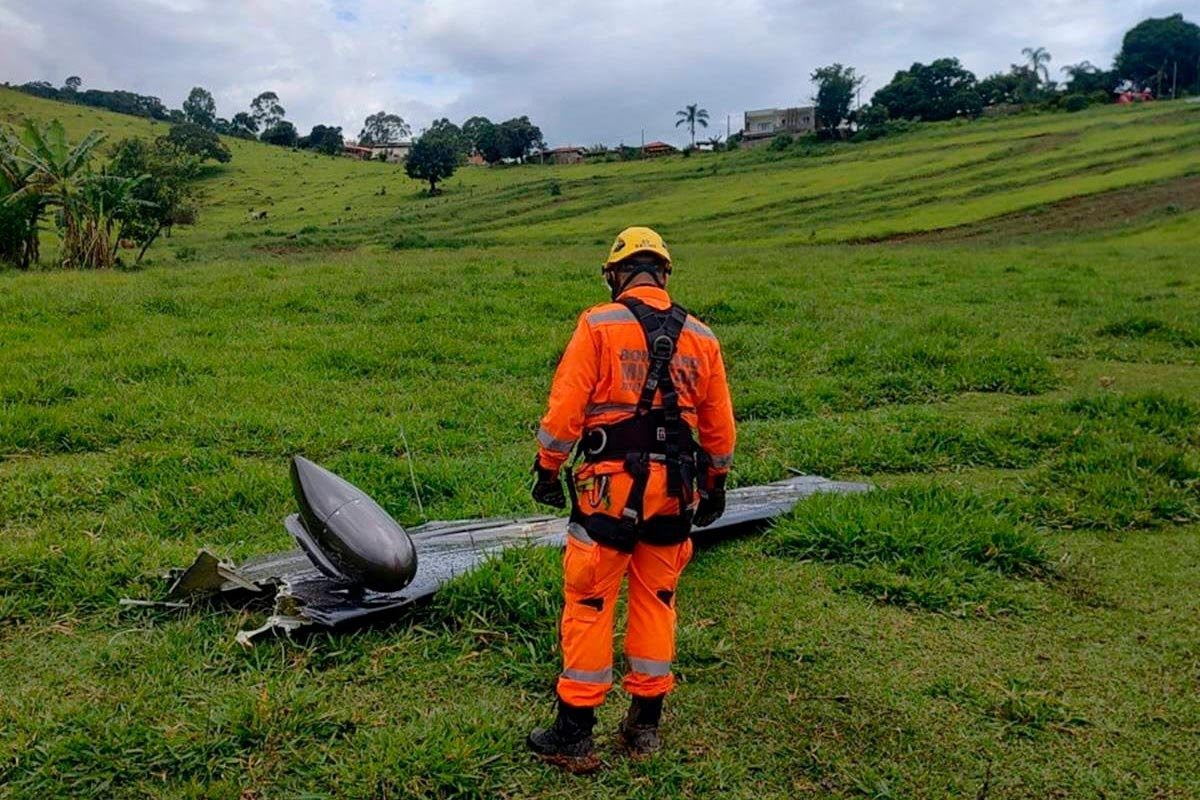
[527,226,736,771]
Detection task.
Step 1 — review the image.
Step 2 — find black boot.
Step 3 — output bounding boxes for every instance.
[527,700,600,773]
[618,694,664,758]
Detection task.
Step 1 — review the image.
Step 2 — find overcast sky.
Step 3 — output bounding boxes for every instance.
[0,1,1187,147]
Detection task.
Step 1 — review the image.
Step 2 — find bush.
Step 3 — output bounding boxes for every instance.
[159,123,231,163]
[1064,94,1091,113]
[547,179,561,196]
[768,134,794,151]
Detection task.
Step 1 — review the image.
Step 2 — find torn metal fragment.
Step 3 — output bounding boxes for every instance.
[157,472,869,643]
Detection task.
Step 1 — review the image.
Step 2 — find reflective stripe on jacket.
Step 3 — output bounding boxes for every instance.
[536,284,736,477]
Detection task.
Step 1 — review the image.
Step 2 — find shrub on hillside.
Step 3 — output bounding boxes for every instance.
[768,133,794,151]
[1064,94,1091,112]
[159,122,231,164]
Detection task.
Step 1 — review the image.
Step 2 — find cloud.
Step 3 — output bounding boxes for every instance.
[0,0,1184,146]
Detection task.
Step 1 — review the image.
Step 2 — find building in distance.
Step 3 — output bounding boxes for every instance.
[741,106,816,147]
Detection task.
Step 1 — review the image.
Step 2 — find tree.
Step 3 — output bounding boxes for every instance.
[299,124,344,155]
[872,58,981,121]
[229,112,258,139]
[674,103,709,147]
[182,87,217,129]
[461,116,493,154]
[63,76,82,93]
[251,92,286,131]
[160,122,232,163]
[260,120,299,147]
[108,137,200,263]
[358,112,410,145]
[1116,14,1200,95]
[1061,61,1117,96]
[496,116,543,161]
[405,134,457,194]
[1022,47,1052,90]
[978,66,1042,106]
[463,116,501,163]
[426,118,467,158]
[853,103,891,139]
[811,64,864,136]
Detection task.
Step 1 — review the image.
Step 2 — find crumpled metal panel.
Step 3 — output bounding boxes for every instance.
[160,473,870,644]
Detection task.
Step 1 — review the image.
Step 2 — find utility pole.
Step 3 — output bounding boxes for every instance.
[640,128,644,148]
[1172,60,1178,100]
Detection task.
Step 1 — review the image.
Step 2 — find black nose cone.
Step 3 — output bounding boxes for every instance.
[288,456,418,592]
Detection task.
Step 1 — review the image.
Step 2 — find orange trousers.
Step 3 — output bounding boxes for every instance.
[556,530,694,707]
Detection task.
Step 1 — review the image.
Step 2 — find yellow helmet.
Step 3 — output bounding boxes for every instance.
[604,226,672,268]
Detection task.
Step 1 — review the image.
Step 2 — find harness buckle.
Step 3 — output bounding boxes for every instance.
[652,334,674,360]
[583,427,608,456]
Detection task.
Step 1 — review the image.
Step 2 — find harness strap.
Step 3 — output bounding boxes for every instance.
[614,298,691,527]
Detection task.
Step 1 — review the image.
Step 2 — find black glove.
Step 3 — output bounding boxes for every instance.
[693,472,727,528]
[531,457,566,509]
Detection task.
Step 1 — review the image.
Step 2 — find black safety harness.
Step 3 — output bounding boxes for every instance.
[568,297,700,551]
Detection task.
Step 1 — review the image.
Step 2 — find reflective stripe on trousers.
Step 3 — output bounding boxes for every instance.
[561,666,613,684]
[557,536,693,708]
[626,655,672,677]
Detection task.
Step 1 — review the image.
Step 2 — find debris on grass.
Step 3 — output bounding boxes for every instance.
[156,465,870,644]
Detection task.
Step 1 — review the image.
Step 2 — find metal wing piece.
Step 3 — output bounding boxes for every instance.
[287,455,418,592]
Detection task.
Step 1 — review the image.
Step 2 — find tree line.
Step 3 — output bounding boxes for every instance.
[679,13,1199,148]
[403,116,545,194]
[9,78,546,161]
[806,14,1200,140]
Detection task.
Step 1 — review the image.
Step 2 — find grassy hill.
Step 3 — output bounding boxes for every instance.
[1,87,1198,798]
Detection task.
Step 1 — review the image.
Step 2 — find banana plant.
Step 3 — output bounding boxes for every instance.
[0,127,42,268]
[7,120,109,267]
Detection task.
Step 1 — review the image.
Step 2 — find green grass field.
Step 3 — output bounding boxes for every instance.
[1,87,1198,798]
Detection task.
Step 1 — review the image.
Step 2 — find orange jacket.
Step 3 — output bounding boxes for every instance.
[537,284,736,477]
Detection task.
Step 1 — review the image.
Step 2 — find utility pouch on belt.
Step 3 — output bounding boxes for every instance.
[568,298,698,550]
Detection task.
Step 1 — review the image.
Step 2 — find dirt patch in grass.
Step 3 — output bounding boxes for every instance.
[885,174,1200,244]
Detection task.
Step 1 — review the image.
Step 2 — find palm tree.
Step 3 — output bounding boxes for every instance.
[1061,60,1095,80]
[1022,47,1052,88]
[674,104,710,148]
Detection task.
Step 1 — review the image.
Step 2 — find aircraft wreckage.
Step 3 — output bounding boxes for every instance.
[151,456,870,645]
